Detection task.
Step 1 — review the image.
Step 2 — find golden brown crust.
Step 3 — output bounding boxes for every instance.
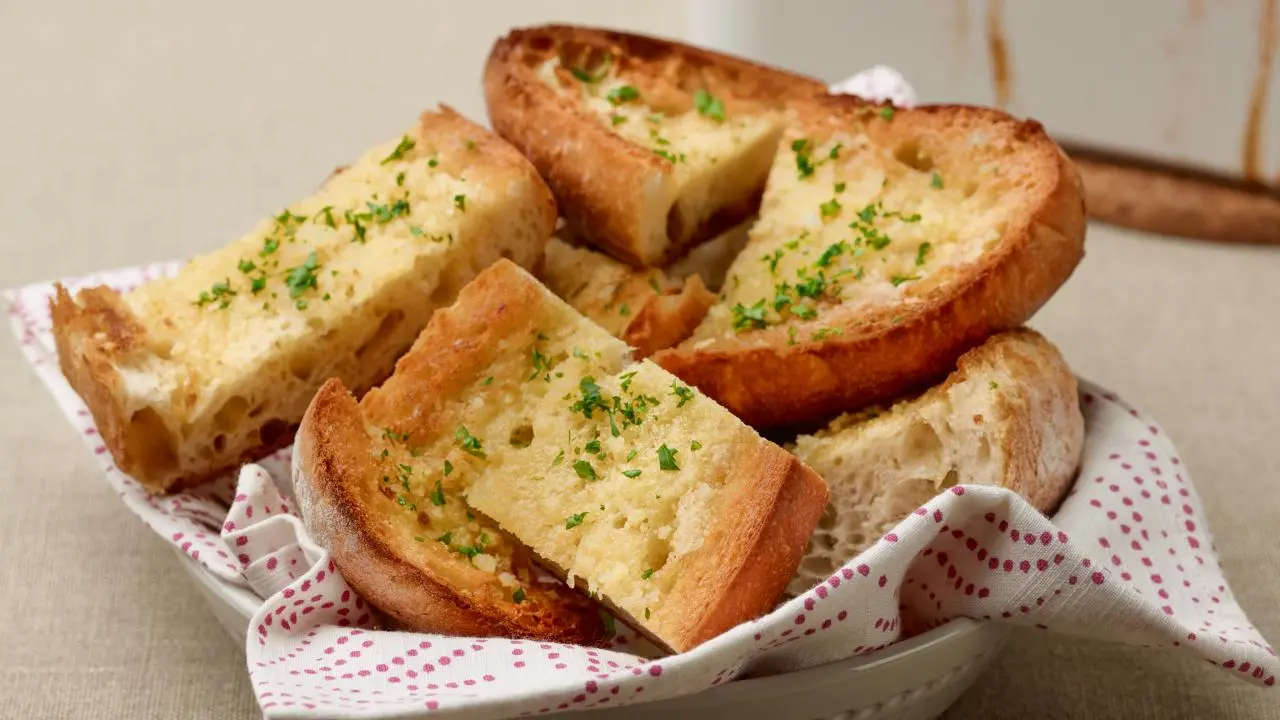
[953,329,1083,514]
[655,97,1088,429]
[666,443,828,649]
[623,274,716,359]
[484,24,824,267]
[1071,154,1280,245]
[294,379,606,644]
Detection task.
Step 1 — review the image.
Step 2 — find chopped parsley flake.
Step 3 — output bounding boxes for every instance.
[573,460,598,481]
[657,444,679,471]
[237,259,256,274]
[529,346,552,381]
[382,428,410,443]
[819,198,842,219]
[762,249,783,273]
[610,114,627,126]
[731,300,768,332]
[464,138,476,151]
[430,480,446,506]
[671,382,695,407]
[645,607,651,620]
[990,381,1000,389]
[694,88,725,122]
[641,568,655,580]
[436,531,452,545]
[654,149,686,164]
[381,135,415,164]
[443,459,453,477]
[879,106,896,120]
[512,587,526,604]
[619,303,630,316]
[565,512,588,529]
[454,426,486,458]
[317,206,336,228]
[625,449,638,462]
[622,468,642,478]
[792,138,815,179]
[690,440,702,451]
[817,241,847,267]
[890,275,920,287]
[414,536,426,542]
[931,171,944,189]
[829,143,844,160]
[811,328,843,341]
[569,377,609,419]
[606,85,640,106]
[552,449,564,466]
[570,52,612,83]
[834,181,847,193]
[260,237,280,257]
[584,438,602,454]
[284,251,321,300]
[453,194,466,212]
[368,198,410,223]
[619,371,638,392]
[916,242,932,266]
[194,279,236,309]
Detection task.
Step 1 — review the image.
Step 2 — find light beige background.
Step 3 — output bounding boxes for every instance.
[1,2,1277,718]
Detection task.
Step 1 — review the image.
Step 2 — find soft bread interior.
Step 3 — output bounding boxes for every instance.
[786,330,1082,595]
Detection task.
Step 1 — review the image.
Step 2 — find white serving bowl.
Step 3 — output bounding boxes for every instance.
[177,551,1007,720]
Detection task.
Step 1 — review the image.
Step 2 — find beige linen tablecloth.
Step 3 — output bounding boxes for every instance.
[2,2,1277,718]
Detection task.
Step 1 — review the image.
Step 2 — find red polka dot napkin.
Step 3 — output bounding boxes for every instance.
[8,64,1277,714]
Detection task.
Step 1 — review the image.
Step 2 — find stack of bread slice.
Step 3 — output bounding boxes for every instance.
[50,23,1090,651]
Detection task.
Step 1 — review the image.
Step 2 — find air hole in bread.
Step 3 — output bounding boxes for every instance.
[508,423,534,448]
[893,141,934,173]
[940,469,959,489]
[259,418,290,447]
[213,395,250,433]
[904,420,943,458]
[125,408,178,479]
[665,205,686,245]
[355,310,406,360]
[289,353,318,382]
[213,434,226,453]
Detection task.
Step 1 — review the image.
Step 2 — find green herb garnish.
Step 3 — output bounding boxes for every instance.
[694,88,725,122]
[381,135,415,164]
[454,426,486,458]
[573,460,598,481]
[606,85,640,106]
[657,444,679,471]
[565,512,588,529]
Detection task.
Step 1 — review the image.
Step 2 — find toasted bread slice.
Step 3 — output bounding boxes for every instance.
[787,329,1083,594]
[52,107,556,494]
[655,95,1087,428]
[540,236,715,357]
[295,260,827,652]
[484,25,824,267]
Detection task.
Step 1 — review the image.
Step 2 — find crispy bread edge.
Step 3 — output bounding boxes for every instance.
[623,274,716,358]
[665,443,828,651]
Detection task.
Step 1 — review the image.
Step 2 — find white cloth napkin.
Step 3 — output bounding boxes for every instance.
[6,70,1275,718]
